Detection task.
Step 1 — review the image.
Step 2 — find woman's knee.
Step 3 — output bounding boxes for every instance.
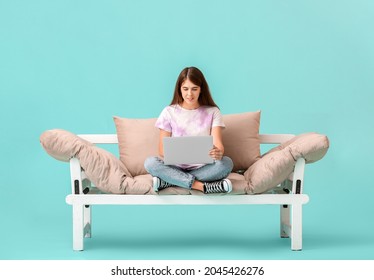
[144,156,161,172]
[220,156,234,172]
[210,156,234,178]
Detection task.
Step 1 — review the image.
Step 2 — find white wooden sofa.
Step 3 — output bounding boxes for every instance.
[66,133,309,251]
[40,112,328,252]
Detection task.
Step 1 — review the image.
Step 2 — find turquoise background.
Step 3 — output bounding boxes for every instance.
[1,0,373,260]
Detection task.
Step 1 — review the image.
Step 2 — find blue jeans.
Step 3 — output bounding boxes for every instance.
[144,156,234,189]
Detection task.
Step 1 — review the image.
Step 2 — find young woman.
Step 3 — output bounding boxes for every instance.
[144,67,233,194]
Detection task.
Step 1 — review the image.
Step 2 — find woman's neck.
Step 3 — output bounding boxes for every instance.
[180,102,200,110]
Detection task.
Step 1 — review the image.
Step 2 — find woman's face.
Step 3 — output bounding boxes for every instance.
[180,79,201,109]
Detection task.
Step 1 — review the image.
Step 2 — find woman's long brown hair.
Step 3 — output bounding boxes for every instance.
[170,67,219,108]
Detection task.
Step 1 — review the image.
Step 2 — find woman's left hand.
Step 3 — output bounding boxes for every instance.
[209,145,223,161]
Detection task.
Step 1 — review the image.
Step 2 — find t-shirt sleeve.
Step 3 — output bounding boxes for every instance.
[155,107,172,132]
[212,107,225,128]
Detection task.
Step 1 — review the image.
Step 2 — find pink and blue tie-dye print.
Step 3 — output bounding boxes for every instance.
[155,104,225,137]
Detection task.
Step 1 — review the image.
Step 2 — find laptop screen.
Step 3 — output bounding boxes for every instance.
[163,136,214,165]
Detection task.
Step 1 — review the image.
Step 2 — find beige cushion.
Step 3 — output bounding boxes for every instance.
[114,111,261,176]
[222,111,261,171]
[244,132,329,194]
[40,129,154,194]
[113,117,159,177]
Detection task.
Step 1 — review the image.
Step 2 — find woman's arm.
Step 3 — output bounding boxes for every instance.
[210,126,224,160]
[158,129,171,158]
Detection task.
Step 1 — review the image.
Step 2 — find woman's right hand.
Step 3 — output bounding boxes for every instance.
[209,145,223,161]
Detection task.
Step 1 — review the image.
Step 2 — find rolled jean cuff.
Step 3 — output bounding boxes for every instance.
[187,174,196,189]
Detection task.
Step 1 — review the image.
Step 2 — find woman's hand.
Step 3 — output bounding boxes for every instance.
[211,126,224,161]
[209,145,223,161]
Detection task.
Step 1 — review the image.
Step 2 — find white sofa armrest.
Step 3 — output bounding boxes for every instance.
[292,158,306,194]
[70,158,83,194]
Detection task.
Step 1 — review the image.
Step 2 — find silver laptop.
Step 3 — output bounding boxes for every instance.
[163,136,214,165]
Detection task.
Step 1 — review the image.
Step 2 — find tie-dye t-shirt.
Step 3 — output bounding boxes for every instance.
[155,104,225,136]
[155,104,225,169]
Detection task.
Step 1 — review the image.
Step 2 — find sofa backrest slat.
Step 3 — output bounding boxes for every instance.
[78,134,295,145]
[78,134,118,144]
[259,134,294,144]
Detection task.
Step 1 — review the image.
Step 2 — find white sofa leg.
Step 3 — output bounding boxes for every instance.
[291,204,302,251]
[280,205,290,238]
[84,205,92,238]
[72,203,84,251]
